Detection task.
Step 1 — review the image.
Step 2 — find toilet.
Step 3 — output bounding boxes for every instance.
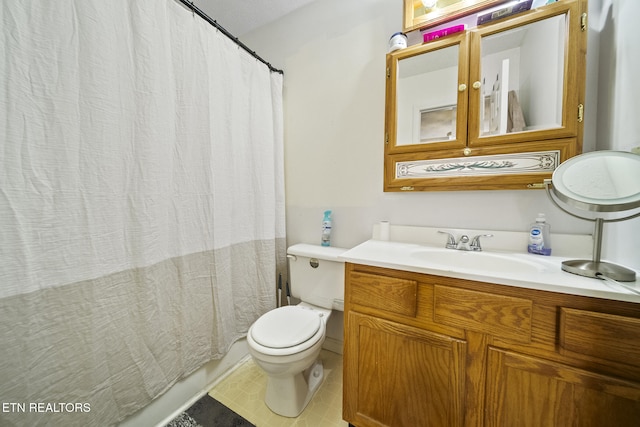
[247,243,347,417]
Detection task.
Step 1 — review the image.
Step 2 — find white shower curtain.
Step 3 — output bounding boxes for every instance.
[0,1,285,426]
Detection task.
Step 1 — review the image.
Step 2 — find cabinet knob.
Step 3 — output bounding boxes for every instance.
[458,83,467,92]
[463,147,472,156]
[472,81,482,89]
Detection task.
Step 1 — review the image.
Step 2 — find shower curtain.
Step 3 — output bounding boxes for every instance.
[0,1,285,426]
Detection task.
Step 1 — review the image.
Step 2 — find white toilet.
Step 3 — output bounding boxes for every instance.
[247,243,347,417]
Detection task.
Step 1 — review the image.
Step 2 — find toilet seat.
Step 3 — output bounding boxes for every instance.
[249,306,325,356]
[251,306,321,348]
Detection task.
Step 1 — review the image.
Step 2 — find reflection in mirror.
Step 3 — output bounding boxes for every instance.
[419,105,457,142]
[480,14,566,136]
[396,45,459,146]
[546,151,640,283]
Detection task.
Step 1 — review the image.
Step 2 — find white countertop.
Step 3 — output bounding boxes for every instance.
[340,239,640,304]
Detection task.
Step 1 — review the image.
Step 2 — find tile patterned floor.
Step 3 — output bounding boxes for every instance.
[208,350,348,427]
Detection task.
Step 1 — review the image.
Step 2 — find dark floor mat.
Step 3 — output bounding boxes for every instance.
[166,394,255,427]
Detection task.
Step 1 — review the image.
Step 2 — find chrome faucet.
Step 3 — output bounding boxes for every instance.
[438,231,493,252]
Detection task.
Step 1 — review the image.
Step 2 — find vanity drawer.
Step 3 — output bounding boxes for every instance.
[434,285,532,343]
[348,272,417,317]
[559,307,640,366]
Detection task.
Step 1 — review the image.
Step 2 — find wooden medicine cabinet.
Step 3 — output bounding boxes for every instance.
[385,0,587,191]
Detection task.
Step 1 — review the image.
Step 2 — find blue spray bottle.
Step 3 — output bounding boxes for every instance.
[321,210,332,247]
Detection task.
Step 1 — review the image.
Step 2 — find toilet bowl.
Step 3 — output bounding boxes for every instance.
[247,303,331,417]
[246,244,347,417]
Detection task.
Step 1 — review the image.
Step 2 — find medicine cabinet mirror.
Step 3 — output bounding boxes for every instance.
[478,15,565,138]
[385,0,587,192]
[395,42,467,150]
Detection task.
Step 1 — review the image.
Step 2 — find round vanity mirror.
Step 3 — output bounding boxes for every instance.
[546,151,640,283]
[552,151,640,212]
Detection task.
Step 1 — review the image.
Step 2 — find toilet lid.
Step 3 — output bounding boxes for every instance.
[251,306,321,349]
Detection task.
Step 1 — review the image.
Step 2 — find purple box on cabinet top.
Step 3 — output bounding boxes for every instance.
[423,24,467,43]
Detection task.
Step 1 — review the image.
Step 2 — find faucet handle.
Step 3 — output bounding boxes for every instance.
[437,231,457,249]
[470,234,493,251]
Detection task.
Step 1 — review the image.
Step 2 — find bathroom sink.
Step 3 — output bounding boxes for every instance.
[410,248,547,274]
[341,238,640,304]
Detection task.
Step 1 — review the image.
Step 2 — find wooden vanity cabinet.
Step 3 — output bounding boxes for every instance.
[343,263,640,427]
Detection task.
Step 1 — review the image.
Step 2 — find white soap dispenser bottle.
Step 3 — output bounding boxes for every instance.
[528,213,551,256]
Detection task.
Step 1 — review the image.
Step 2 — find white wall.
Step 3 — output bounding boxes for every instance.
[591,0,640,270]
[243,0,639,270]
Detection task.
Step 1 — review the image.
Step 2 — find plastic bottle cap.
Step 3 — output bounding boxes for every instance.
[536,213,546,222]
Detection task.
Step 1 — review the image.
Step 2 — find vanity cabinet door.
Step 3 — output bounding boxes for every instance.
[343,312,466,427]
[485,348,640,427]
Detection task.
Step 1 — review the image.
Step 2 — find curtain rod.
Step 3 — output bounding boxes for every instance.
[177,0,284,75]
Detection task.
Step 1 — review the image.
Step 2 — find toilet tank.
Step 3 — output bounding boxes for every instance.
[287,244,348,311]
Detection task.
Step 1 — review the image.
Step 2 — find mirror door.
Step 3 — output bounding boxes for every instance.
[387,33,469,154]
[468,2,582,147]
